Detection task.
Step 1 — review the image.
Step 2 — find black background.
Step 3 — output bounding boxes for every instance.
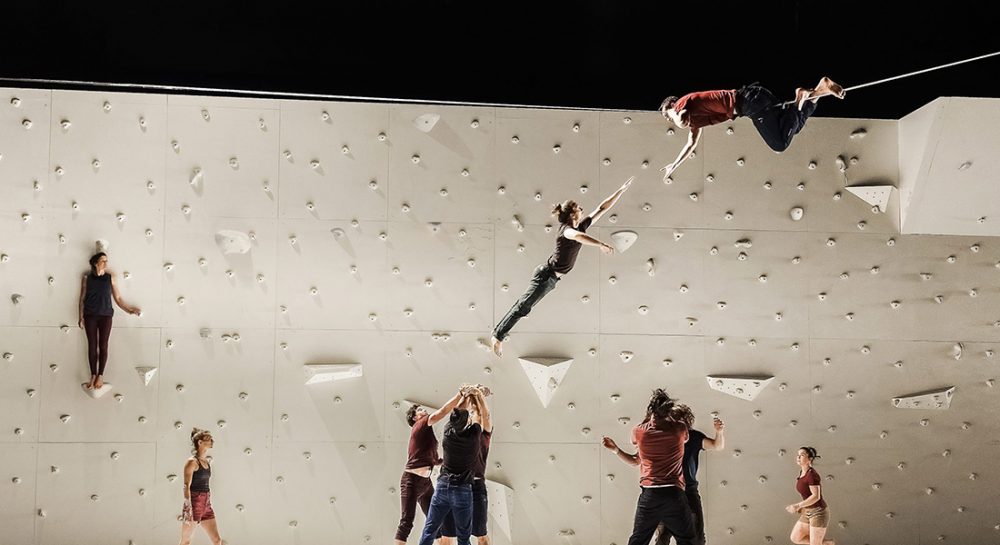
[2,1,996,119]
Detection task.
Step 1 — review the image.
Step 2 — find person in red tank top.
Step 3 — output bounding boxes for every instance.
[785,446,835,545]
[657,77,845,182]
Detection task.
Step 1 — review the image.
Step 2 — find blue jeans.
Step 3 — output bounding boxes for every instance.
[418,475,473,545]
[492,263,560,341]
[736,83,817,153]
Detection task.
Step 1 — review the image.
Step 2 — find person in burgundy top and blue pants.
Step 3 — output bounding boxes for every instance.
[657,77,845,181]
[490,177,634,357]
[624,389,697,545]
[395,388,466,544]
[417,387,491,545]
[785,446,834,545]
[440,388,493,545]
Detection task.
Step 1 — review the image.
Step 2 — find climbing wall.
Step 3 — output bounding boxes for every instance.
[2,87,999,545]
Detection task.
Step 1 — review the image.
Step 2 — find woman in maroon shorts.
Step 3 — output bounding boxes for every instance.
[180,428,223,545]
[785,446,835,545]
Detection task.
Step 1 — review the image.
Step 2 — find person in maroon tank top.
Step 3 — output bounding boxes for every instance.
[785,446,835,545]
[657,78,845,181]
[395,387,467,544]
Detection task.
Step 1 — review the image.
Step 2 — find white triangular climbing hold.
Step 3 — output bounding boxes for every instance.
[214,230,252,255]
[518,357,573,408]
[892,386,955,410]
[135,366,158,386]
[303,363,363,385]
[486,479,514,541]
[706,375,774,401]
[845,185,894,213]
[81,383,113,399]
[610,231,638,253]
[414,113,441,133]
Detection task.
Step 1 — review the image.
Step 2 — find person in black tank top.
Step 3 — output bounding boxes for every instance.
[489,177,634,357]
[181,428,224,543]
[78,252,141,391]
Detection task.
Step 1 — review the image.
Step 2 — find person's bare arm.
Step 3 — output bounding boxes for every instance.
[474,389,492,433]
[110,274,140,315]
[702,418,725,451]
[602,436,639,466]
[787,485,823,512]
[428,389,465,426]
[78,274,87,328]
[662,127,702,180]
[563,230,615,255]
[182,458,197,501]
[588,176,634,223]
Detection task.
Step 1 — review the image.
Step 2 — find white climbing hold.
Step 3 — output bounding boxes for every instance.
[892,386,955,410]
[706,375,774,401]
[518,357,573,408]
[610,231,638,253]
[619,351,634,363]
[135,367,157,386]
[790,207,804,221]
[214,230,251,255]
[81,383,113,399]
[846,185,893,213]
[303,363,363,385]
[413,113,440,133]
[951,343,964,361]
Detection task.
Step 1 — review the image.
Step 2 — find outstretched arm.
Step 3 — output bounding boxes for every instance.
[662,127,702,180]
[702,417,725,450]
[110,274,140,315]
[602,436,639,466]
[588,176,634,223]
[563,230,615,255]
[78,275,87,328]
[428,389,465,426]
[471,389,492,432]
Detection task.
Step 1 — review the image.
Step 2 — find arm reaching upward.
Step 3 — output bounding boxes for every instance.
[588,176,634,223]
[427,388,465,426]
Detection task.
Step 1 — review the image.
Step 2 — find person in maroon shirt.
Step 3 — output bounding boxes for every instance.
[490,176,633,357]
[785,446,834,545]
[394,387,466,544]
[658,78,845,181]
[622,389,697,545]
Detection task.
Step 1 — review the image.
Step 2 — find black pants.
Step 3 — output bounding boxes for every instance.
[654,484,705,545]
[492,264,560,341]
[83,315,113,376]
[736,83,816,153]
[627,487,696,545]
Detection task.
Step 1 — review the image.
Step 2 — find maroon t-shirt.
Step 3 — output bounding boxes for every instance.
[473,430,492,479]
[673,90,737,129]
[631,419,688,489]
[795,467,827,509]
[405,415,441,470]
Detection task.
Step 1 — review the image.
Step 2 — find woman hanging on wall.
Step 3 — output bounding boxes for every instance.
[180,428,224,545]
[78,251,141,390]
[489,176,633,357]
[786,446,835,545]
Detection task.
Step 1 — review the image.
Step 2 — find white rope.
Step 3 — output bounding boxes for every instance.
[779,49,1000,107]
[0,76,648,113]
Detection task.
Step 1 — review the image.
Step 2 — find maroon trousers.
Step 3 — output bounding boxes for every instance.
[396,471,435,541]
[83,315,112,376]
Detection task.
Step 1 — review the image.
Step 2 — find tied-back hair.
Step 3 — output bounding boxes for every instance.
[645,388,675,422]
[551,200,577,225]
[800,446,821,462]
[89,252,107,274]
[406,404,421,427]
[190,428,211,455]
[670,404,695,428]
[660,96,679,112]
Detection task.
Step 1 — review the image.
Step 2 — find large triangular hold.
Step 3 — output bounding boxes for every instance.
[846,185,894,213]
[610,231,639,253]
[413,113,441,133]
[706,375,774,401]
[81,383,113,399]
[518,357,573,408]
[303,363,363,385]
[485,479,514,541]
[892,386,955,409]
[214,230,252,255]
[135,366,158,386]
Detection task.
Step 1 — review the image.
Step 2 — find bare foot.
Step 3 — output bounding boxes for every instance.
[94,376,104,389]
[815,76,845,99]
[86,377,96,390]
[490,337,503,358]
[795,88,812,111]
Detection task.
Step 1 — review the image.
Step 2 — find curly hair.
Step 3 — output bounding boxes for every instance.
[406,404,423,427]
[551,201,578,225]
[645,389,675,421]
[659,96,680,113]
[190,428,211,455]
[669,404,695,428]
